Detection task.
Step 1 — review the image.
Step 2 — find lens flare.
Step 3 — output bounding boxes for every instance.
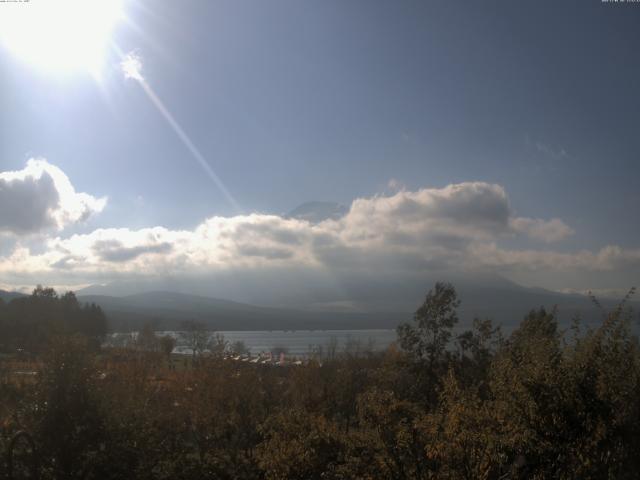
[119,49,241,213]
[121,51,143,81]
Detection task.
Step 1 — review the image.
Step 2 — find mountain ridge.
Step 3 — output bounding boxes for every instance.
[75,285,638,333]
[4,281,637,333]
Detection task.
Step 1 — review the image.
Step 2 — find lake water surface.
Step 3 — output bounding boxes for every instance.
[108,329,398,357]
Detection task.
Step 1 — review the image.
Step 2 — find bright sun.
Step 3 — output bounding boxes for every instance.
[0,0,124,76]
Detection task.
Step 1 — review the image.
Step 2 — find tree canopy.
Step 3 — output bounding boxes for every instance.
[0,286,107,352]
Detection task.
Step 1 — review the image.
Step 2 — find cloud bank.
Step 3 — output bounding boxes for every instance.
[0,160,637,298]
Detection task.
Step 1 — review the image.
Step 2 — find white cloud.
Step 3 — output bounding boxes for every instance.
[0,159,106,235]
[468,243,640,272]
[0,165,637,295]
[510,217,574,243]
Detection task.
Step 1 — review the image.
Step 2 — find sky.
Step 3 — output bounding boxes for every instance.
[1,0,639,302]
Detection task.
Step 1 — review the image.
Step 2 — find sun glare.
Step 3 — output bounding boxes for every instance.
[0,0,124,76]
[120,51,143,81]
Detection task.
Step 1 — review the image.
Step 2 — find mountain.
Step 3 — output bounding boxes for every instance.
[4,278,636,333]
[287,201,348,223]
[77,283,639,333]
[0,289,27,302]
[77,291,407,332]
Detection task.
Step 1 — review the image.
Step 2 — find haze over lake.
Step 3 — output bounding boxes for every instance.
[108,329,398,357]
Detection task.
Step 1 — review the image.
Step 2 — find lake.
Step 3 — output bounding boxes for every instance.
[107,329,398,357]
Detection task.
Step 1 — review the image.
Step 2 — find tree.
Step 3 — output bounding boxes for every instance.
[397,282,460,365]
[454,317,503,388]
[425,369,508,479]
[208,332,227,358]
[160,335,176,360]
[257,410,343,480]
[35,335,106,479]
[81,302,108,348]
[355,388,433,479]
[32,284,58,300]
[180,320,210,362]
[230,340,249,356]
[0,286,108,352]
[487,301,640,479]
[136,323,160,352]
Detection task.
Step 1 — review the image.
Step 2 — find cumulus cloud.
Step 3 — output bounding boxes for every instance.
[329,182,511,247]
[0,174,637,297]
[510,217,574,243]
[468,243,640,271]
[0,159,106,235]
[93,239,174,263]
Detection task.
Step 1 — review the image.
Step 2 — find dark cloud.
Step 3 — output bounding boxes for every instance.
[93,239,173,262]
[235,221,304,245]
[236,244,294,260]
[0,159,106,235]
[0,171,60,234]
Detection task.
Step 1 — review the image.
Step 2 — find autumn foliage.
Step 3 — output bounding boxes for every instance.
[1,283,639,479]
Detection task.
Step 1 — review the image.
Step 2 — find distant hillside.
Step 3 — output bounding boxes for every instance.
[0,289,27,302]
[453,283,622,327]
[4,279,636,333]
[78,287,639,333]
[77,291,407,332]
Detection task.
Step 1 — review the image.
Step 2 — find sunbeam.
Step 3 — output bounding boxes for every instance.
[118,50,241,213]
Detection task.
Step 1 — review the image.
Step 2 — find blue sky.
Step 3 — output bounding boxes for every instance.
[1,0,639,299]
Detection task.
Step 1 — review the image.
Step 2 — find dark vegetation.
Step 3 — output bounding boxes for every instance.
[0,286,107,353]
[1,283,639,479]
